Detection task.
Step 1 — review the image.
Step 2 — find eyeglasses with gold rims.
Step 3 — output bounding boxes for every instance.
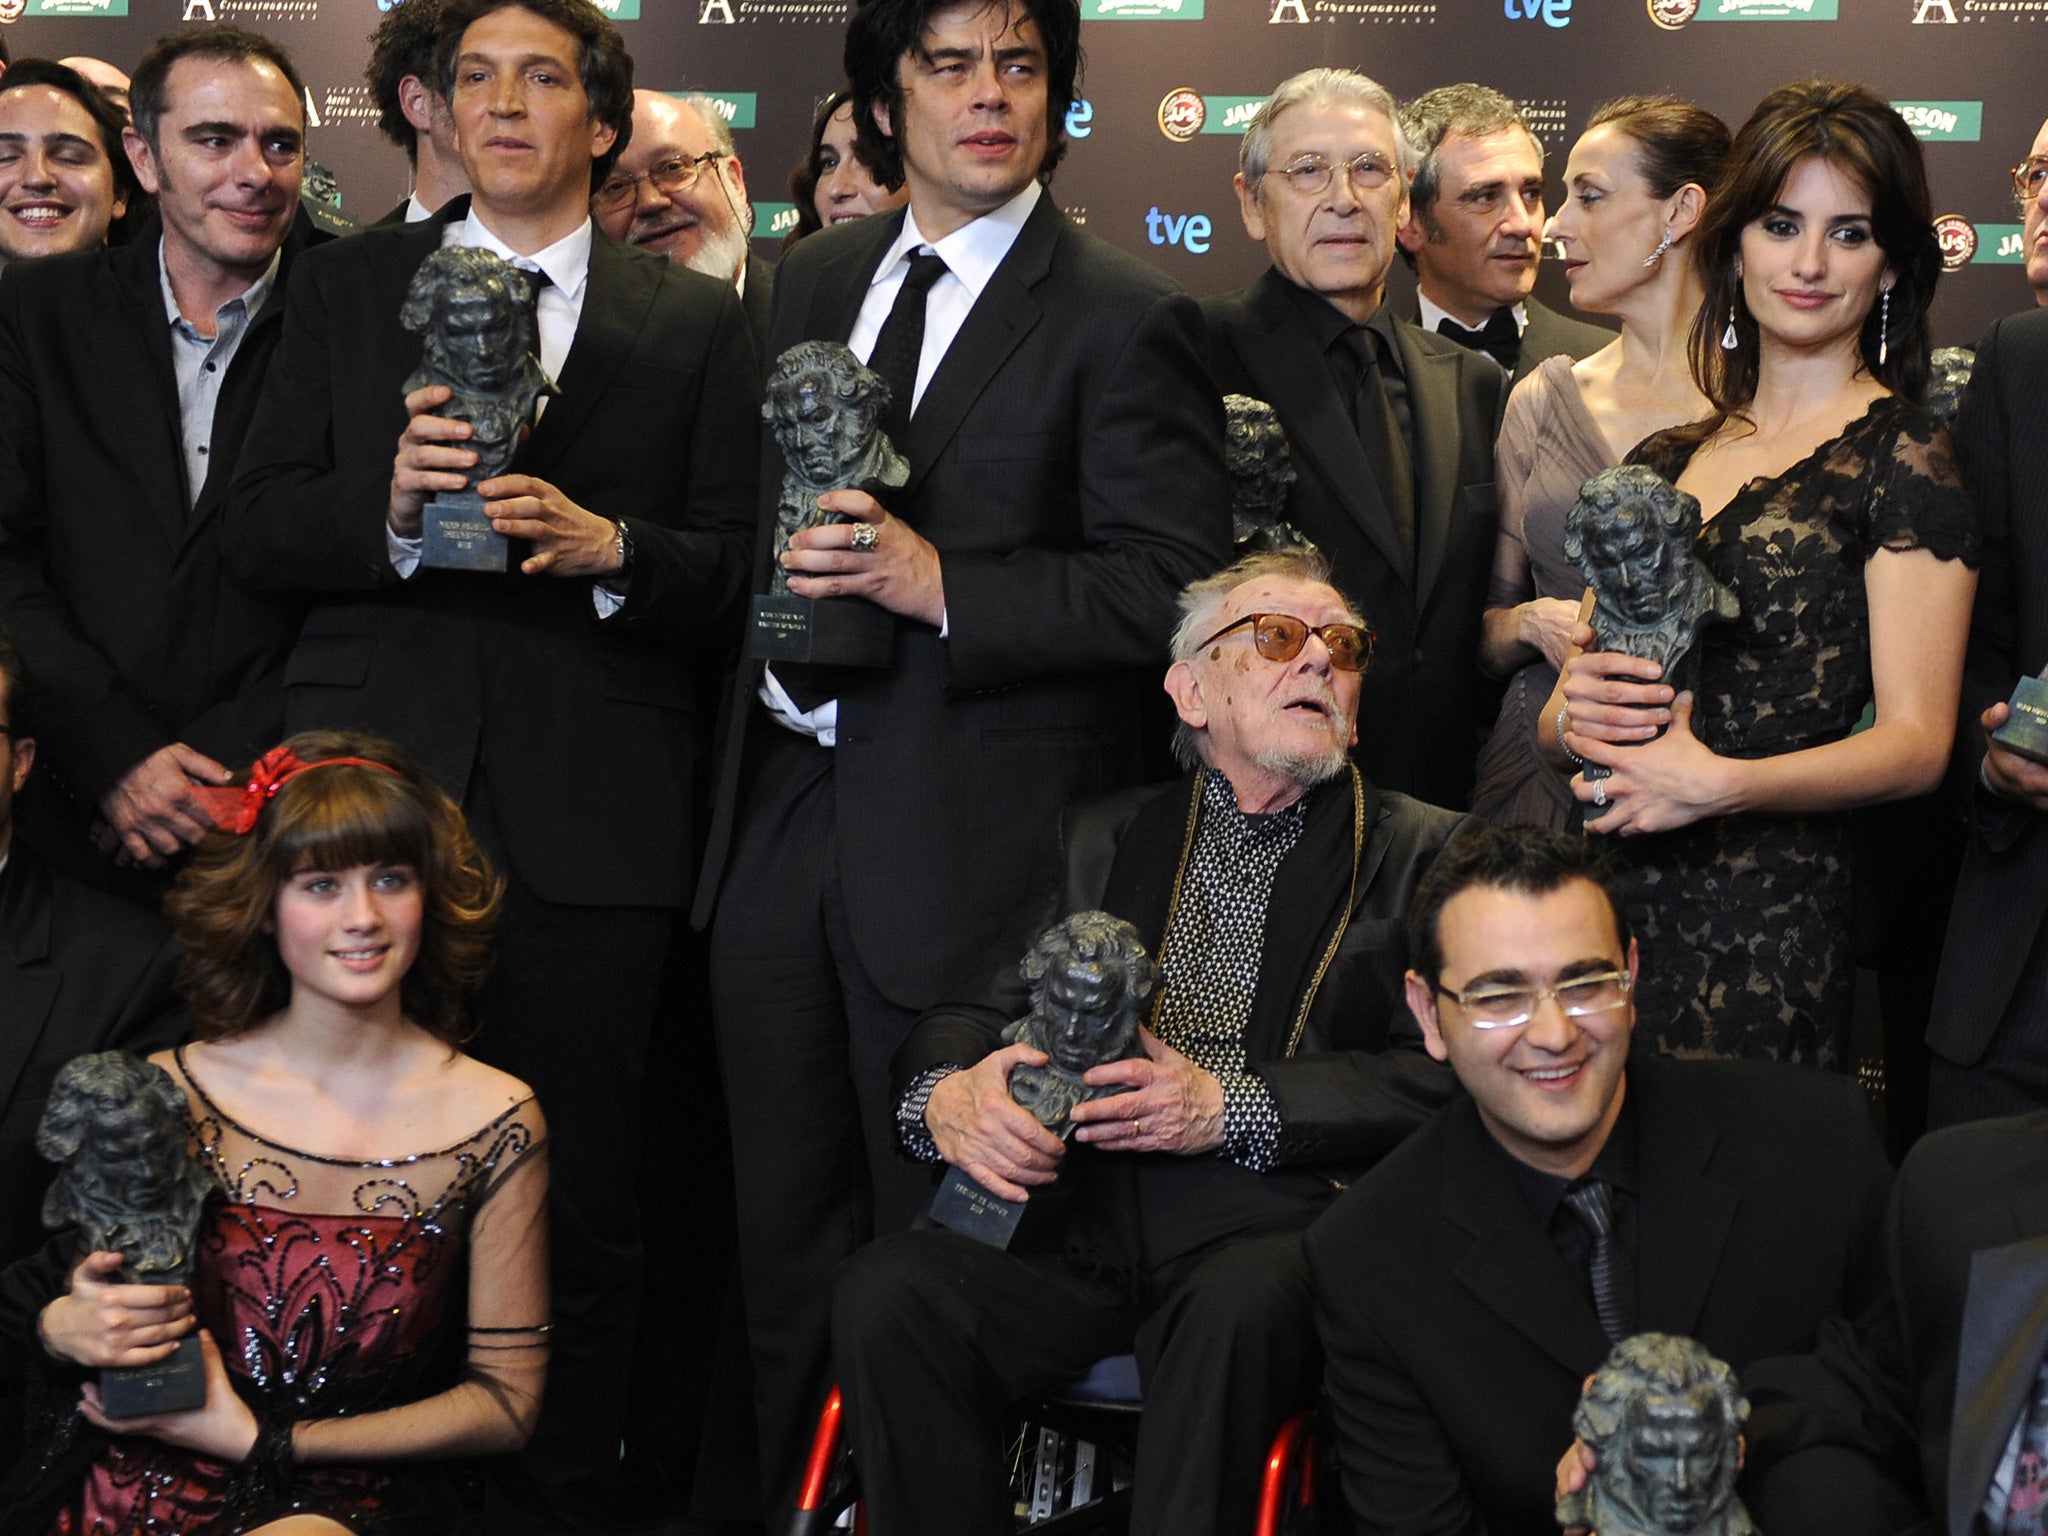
[2013,156,2048,207]
[594,150,724,214]
[1267,151,1398,199]
[1196,612,1376,674]
[1433,970,1633,1031]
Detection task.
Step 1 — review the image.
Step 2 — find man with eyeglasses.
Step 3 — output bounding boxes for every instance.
[593,89,772,351]
[1395,84,1611,378]
[1310,823,1911,1536]
[1925,150,2048,1129]
[1202,67,1507,811]
[225,0,759,1525]
[831,547,1476,1536]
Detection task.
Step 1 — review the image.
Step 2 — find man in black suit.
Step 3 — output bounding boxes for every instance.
[694,0,1229,1504]
[593,89,774,353]
[0,631,182,1277]
[1929,307,2048,1128]
[226,0,758,1525]
[0,28,311,884]
[834,548,1472,1536]
[1396,83,1612,380]
[1310,824,1911,1536]
[1203,68,1507,810]
[364,0,469,225]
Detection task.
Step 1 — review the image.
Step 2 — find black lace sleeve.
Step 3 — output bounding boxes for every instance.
[1864,404,1980,567]
[1622,425,1697,481]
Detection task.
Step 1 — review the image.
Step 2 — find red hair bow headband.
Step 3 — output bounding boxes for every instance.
[192,747,402,835]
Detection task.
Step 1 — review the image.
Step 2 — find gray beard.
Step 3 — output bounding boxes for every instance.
[683,219,750,286]
[1254,738,1350,789]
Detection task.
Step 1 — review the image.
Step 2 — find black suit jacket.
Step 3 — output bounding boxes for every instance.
[696,193,1230,1005]
[741,250,775,356]
[0,848,183,1271]
[1888,1110,2048,1536]
[226,200,760,906]
[1929,309,2048,1065]
[1308,1055,1893,1536]
[1203,271,1509,808]
[0,222,311,817]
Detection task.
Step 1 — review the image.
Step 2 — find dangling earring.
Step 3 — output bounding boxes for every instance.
[1877,285,1891,367]
[1721,299,1738,350]
[1641,228,1674,269]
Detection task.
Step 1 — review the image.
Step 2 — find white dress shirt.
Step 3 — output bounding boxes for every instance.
[1416,289,1528,338]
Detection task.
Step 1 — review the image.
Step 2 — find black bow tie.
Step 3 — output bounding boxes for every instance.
[1436,308,1520,370]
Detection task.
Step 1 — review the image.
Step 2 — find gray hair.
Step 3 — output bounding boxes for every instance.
[1240,68,1415,183]
[1398,82,1542,221]
[673,92,738,157]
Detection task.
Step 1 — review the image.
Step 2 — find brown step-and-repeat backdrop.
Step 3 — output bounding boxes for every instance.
[2,0,2037,342]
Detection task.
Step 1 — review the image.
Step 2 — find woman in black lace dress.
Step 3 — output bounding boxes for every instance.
[1539,82,1979,1067]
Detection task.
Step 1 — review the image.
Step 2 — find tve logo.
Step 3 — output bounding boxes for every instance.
[1066,99,1093,138]
[1146,207,1211,254]
[1505,0,1570,25]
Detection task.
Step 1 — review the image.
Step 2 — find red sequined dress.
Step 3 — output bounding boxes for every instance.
[44,1047,548,1536]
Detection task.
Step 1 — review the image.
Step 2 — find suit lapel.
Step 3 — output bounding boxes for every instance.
[1950,1235,2048,1536]
[1441,1101,1614,1377]
[522,232,653,478]
[1234,273,1412,585]
[1394,321,1469,611]
[1632,1059,1739,1337]
[0,858,59,1133]
[107,231,196,547]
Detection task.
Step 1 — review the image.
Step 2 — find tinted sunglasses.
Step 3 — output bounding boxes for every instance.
[1196,613,1375,674]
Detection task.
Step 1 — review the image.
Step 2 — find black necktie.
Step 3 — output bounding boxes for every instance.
[1436,308,1520,372]
[1339,327,1416,562]
[1562,1176,1636,1345]
[868,251,948,449]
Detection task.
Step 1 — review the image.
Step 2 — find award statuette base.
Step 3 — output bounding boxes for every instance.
[749,593,894,668]
[99,1334,206,1419]
[421,490,510,573]
[927,1166,1024,1249]
[1996,676,2048,766]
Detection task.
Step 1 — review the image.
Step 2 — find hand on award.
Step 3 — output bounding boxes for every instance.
[1555,1433,1597,1535]
[1517,596,1584,671]
[783,490,946,627]
[388,383,477,538]
[1981,701,2048,812]
[97,743,236,866]
[39,1250,194,1369]
[925,1044,1067,1203]
[1558,621,1675,750]
[1574,692,1738,837]
[79,1328,259,1461]
[477,474,622,580]
[1069,1028,1226,1156]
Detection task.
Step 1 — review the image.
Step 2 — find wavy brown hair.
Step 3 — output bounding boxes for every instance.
[1677,80,1940,453]
[165,731,504,1044]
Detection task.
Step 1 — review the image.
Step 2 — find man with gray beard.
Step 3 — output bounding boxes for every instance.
[593,88,771,350]
[830,546,1478,1536]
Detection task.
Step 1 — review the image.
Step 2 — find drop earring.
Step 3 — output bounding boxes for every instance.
[1721,299,1738,350]
[1878,285,1891,367]
[1641,228,1674,269]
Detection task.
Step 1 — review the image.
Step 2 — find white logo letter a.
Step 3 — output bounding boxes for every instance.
[699,0,736,21]
[1270,0,1310,18]
[182,0,216,20]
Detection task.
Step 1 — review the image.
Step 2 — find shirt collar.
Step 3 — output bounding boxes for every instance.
[157,238,282,335]
[456,209,594,309]
[869,180,1041,304]
[1500,1085,1641,1225]
[1416,289,1528,338]
[1274,270,1404,377]
[1197,764,1310,843]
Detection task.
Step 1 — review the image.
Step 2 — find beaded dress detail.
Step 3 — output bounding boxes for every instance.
[48,1048,548,1536]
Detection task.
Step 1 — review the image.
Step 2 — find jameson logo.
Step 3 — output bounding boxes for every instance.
[1692,0,1838,16]
[1974,222,2026,264]
[1083,0,1203,16]
[670,90,756,129]
[589,0,639,16]
[1205,96,1269,134]
[1893,101,1981,141]
[759,203,798,237]
[1933,214,1977,271]
[26,0,128,14]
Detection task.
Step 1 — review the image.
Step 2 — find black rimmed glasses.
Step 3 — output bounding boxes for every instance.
[594,150,724,214]
[2013,156,2048,207]
[1269,151,1397,198]
[1434,970,1633,1031]
[1196,613,1376,674]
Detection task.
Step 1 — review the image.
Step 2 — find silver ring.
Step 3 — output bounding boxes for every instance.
[849,522,879,552]
[1592,779,1608,808]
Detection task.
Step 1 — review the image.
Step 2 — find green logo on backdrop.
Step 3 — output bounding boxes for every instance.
[1977,224,2028,264]
[670,91,757,130]
[759,203,799,238]
[590,0,641,18]
[1202,97,1268,134]
[1693,0,1835,18]
[25,0,128,15]
[1893,102,1982,141]
[1082,0,1204,17]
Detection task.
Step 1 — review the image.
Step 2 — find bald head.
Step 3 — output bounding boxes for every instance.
[58,57,129,121]
[593,89,752,285]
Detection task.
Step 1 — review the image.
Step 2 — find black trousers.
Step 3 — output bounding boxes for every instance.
[832,1220,1320,1536]
[708,724,936,1510]
[465,774,676,1535]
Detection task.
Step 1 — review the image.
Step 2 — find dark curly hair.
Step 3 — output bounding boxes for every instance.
[365,0,453,162]
[165,731,504,1044]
